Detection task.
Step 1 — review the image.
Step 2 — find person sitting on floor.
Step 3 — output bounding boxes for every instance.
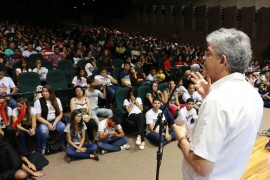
[175,98,198,140]
[0,127,46,179]
[97,116,130,154]
[64,109,99,163]
[145,98,176,146]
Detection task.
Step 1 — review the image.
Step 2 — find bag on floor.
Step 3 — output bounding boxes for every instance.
[45,131,63,155]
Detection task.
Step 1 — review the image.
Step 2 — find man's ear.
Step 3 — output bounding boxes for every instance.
[220,55,228,66]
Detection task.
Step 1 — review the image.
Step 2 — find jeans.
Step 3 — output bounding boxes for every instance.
[92,108,113,124]
[9,97,17,109]
[37,120,65,150]
[97,136,128,152]
[160,105,175,126]
[18,130,36,154]
[106,85,120,104]
[139,81,151,86]
[65,143,97,159]
[146,127,176,146]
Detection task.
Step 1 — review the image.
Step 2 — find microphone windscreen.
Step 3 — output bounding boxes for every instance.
[190,64,200,72]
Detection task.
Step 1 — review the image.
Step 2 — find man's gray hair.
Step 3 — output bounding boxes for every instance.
[206,28,252,74]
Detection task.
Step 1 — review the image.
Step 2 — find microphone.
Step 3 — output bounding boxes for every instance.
[190,64,200,72]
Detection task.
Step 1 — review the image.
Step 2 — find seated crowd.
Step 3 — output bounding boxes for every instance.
[0,21,267,180]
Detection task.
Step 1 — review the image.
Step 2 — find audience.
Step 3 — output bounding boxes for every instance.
[7,21,269,177]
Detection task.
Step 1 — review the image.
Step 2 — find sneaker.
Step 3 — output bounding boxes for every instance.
[66,155,72,163]
[266,140,270,151]
[92,152,99,161]
[139,142,145,150]
[101,150,107,155]
[136,135,141,145]
[121,144,130,150]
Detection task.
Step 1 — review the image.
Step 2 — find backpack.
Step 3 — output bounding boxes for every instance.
[45,131,63,155]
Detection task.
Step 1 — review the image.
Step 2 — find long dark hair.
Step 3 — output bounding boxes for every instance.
[42,84,60,116]
[69,109,84,134]
[16,97,31,124]
[19,60,30,72]
[76,67,86,81]
[150,82,158,96]
[73,85,85,97]
[127,87,137,100]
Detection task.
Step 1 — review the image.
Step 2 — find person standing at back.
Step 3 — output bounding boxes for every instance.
[173,28,263,179]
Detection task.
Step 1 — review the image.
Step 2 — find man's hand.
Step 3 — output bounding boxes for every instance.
[109,131,118,136]
[191,72,211,98]
[172,123,187,141]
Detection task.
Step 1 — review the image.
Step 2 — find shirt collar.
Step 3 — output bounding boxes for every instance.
[210,73,245,92]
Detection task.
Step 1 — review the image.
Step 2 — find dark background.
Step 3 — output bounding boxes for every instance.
[1,0,131,24]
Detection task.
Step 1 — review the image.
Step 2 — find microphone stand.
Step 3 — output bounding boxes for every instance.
[154,68,182,180]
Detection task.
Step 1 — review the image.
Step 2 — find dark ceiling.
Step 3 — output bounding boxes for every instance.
[1,0,132,23]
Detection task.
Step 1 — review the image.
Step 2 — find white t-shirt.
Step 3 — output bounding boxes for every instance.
[123,97,142,116]
[64,123,87,145]
[98,119,122,137]
[182,91,202,104]
[73,57,82,65]
[0,76,16,96]
[0,107,12,129]
[146,74,156,82]
[145,108,165,134]
[34,98,63,121]
[94,75,113,86]
[72,76,87,87]
[175,106,197,139]
[22,50,37,58]
[12,107,36,125]
[85,89,104,109]
[176,86,188,94]
[183,73,263,179]
[121,63,135,68]
[32,67,48,80]
[85,63,93,77]
[16,68,32,74]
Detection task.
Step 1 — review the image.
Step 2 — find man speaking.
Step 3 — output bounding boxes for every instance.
[173,28,263,179]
